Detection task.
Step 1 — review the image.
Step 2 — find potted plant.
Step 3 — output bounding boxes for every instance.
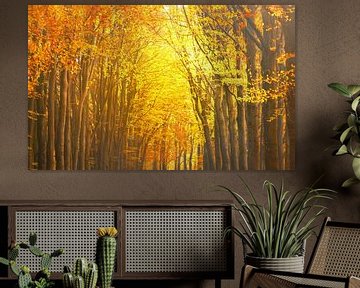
[328,83,360,187]
[221,179,334,273]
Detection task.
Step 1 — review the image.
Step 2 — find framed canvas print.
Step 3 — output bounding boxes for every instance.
[28,5,295,171]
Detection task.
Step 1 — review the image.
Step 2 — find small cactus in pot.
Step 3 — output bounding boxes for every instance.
[96,227,118,288]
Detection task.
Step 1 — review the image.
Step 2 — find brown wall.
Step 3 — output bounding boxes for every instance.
[1,0,360,287]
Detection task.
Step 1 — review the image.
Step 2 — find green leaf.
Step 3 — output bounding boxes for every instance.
[340,126,352,143]
[352,157,360,179]
[328,83,352,97]
[347,114,356,127]
[336,145,348,155]
[347,135,360,157]
[342,177,360,188]
[347,85,360,97]
[351,96,360,111]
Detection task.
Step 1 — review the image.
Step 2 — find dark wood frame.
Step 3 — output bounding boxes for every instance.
[0,201,234,283]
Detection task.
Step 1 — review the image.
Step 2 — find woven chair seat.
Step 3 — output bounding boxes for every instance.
[277,275,346,288]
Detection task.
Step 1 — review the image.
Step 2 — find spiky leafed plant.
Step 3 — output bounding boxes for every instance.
[328,83,360,187]
[222,180,335,258]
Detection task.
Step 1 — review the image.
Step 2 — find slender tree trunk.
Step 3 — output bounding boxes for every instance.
[244,11,263,169]
[214,80,231,171]
[56,68,68,169]
[47,68,56,170]
[189,137,194,170]
[65,75,72,170]
[225,86,240,170]
[73,58,94,169]
[188,78,215,170]
[37,85,47,170]
[283,18,296,169]
[237,89,248,170]
[28,97,36,169]
[262,8,279,170]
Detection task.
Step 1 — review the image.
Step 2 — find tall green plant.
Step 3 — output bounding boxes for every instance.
[222,180,334,258]
[328,83,360,187]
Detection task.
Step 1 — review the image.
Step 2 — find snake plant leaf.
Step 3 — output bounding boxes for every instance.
[336,144,348,155]
[352,157,360,179]
[328,83,352,97]
[342,177,360,188]
[351,96,360,111]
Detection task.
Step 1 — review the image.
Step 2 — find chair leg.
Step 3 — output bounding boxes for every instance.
[240,265,255,288]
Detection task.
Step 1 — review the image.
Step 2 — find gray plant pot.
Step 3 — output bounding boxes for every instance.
[245,254,305,273]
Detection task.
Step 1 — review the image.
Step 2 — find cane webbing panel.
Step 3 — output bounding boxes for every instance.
[125,210,227,273]
[277,275,345,288]
[15,211,115,272]
[309,226,360,277]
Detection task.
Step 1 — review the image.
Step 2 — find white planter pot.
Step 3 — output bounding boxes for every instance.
[245,254,305,273]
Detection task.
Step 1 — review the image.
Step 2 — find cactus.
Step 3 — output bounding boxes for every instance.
[10,260,20,276]
[0,232,63,288]
[74,275,85,288]
[9,246,19,260]
[63,259,98,288]
[96,227,118,288]
[63,272,74,288]
[18,270,32,288]
[51,248,64,258]
[41,253,52,270]
[85,263,98,288]
[29,232,37,246]
[35,268,50,282]
[29,245,44,257]
[74,258,87,279]
[64,265,72,273]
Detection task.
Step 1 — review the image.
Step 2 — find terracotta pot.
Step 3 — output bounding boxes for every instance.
[245,254,304,273]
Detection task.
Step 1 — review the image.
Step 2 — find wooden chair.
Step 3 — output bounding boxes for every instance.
[241,217,360,288]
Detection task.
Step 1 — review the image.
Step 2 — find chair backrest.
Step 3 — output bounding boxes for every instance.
[307,217,360,277]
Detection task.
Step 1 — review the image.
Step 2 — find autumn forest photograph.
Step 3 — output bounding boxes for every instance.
[28,5,295,171]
